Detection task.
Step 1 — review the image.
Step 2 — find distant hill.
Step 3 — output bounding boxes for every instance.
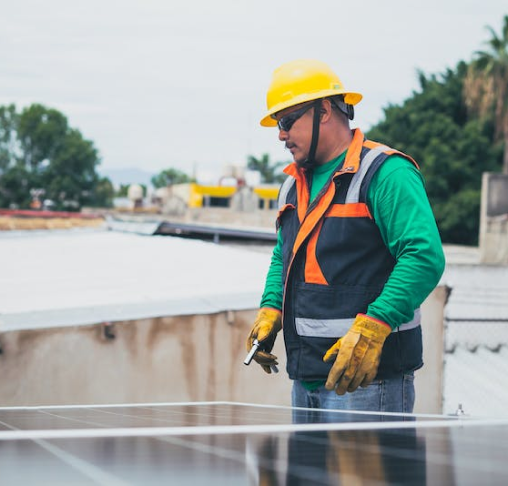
[99,167,155,187]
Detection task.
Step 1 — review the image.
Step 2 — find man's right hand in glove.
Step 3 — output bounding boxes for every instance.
[246,308,282,374]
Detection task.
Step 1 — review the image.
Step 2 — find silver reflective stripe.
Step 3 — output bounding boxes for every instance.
[295,317,354,337]
[278,177,296,211]
[345,145,389,203]
[398,307,421,332]
[294,307,421,337]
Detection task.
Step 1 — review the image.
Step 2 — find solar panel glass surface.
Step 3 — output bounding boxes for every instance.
[0,402,506,485]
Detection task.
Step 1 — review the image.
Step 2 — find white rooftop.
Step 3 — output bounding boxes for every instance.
[0,229,271,332]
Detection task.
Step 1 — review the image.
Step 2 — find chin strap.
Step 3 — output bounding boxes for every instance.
[299,97,353,171]
[300,99,322,171]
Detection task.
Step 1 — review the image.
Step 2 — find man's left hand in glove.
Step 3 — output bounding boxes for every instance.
[323,314,392,395]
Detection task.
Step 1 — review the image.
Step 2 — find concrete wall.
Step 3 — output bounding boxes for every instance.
[479,173,508,264]
[414,285,451,414]
[0,287,447,412]
[0,310,291,407]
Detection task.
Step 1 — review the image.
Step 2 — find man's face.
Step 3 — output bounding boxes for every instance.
[274,102,315,167]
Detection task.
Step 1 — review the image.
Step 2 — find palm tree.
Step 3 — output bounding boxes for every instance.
[247,153,286,183]
[464,15,508,173]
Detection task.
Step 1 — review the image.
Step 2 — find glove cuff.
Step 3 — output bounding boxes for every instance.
[258,307,282,332]
[259,307,281,314]
[352,313,392,341]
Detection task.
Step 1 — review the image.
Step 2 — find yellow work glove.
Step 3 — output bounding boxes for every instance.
[246,308,282,374]
[323,314,392,395]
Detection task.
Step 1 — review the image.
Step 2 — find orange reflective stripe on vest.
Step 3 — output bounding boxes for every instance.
[326,202,372,219]
[305,219,328,285]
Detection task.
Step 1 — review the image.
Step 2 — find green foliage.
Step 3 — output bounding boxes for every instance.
[0,165,34,208]
[0,104,19,172]
[0,103,114,210]
[17,104,68,170]
[247,153,287,183]
[89,177,115,208]
[367,61,503,245]
[116,184,130,197]
[151,168,195,188]
[465,15,508,173]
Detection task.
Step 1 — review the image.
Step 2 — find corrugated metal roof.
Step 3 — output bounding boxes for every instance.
[441,264,508,321]
[443,346,508,418]
[441,247,508,418]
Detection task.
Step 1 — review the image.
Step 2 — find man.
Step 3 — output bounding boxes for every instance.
[246,59,445,413]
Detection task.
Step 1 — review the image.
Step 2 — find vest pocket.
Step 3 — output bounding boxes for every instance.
[293,282,383,338]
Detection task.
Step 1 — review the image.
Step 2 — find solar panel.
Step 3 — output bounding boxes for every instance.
[0,401,507,485]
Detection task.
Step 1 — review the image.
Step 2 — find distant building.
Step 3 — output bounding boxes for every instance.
[155,182,279,213]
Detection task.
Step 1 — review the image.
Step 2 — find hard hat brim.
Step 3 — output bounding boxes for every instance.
[260,90,363,127]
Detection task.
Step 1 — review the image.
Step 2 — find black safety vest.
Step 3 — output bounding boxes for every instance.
[277,129,423,380]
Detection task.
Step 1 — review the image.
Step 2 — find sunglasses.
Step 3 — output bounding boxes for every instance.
[274,103,314,132]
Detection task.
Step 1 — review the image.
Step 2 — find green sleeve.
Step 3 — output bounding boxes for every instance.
[366,155,446,328]
[260,229,284,310]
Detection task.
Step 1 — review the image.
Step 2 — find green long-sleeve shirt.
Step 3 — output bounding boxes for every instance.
[260,151,445,329]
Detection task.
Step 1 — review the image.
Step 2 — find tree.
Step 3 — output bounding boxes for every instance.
[17,104,68,171]
[0,165,34,208]
[247,153,287,183]
[0,103,112,210]
[367,61,502,246]
[151,168,194,188]
[464,15,508,173]
[0,104,19,173]
[116,184,131,197]
[91,177,115,208]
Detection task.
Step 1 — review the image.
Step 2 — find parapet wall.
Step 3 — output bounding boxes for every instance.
[0,287,448,413]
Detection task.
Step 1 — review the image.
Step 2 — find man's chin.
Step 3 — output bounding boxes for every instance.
[294,155,306,167]
[296,158,313,170]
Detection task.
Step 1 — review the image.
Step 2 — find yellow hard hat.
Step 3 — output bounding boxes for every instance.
[260,59,363,127]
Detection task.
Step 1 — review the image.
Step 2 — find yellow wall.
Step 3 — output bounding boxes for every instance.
[185,183,279,209]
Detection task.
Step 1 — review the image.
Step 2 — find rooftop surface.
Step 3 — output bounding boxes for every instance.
[1,228,505,330]
[0,229,271,332]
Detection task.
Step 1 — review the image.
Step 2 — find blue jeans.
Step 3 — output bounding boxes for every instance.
[291,373,415,423]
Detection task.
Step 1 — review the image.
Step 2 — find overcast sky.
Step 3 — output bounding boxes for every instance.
[1,1,506,182]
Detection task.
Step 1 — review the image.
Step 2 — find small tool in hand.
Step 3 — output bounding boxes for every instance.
[244,339,279,373]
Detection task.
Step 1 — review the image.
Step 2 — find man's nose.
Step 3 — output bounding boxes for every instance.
[278,129,288,142]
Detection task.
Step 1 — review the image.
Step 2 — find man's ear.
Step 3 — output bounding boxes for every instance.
[320,99,333,122]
